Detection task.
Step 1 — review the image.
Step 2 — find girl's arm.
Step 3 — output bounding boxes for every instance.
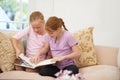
[11,38,21,58]
[30,41,50,63]
[11,28,30,58]
[63,45,80,59]
[52,44,80,62]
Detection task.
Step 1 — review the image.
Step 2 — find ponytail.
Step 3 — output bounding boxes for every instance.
[59,18,68,31]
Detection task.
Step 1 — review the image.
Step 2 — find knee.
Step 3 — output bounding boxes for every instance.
[64,65,79,74]
[15,66,24,71]
[25,68,36,72]
[38,67,48,76]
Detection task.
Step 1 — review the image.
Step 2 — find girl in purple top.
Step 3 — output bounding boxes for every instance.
[39,16,80,77]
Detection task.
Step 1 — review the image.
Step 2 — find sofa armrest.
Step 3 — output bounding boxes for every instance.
[117,48,120,69]
[95,45,119,66]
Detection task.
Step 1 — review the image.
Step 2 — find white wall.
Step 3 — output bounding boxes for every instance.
[28,0,54,20]
[29,0,120,47]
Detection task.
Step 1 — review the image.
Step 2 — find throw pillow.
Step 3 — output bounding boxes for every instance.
[0,32,16,72]
[0,32,24,72]
[73,27,97,68]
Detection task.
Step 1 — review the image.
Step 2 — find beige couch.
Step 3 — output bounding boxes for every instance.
[0,45,120,80]
[0,28,120,80]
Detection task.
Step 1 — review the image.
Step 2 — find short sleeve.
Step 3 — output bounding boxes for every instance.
[66,32,78,47]
[44,33,50,41]
[13,27,30,40]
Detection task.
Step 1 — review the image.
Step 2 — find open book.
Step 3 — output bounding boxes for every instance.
[15,54,56,69]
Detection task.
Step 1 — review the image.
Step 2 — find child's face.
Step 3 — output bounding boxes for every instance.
[47,29,58,38]
[31,19,45,34]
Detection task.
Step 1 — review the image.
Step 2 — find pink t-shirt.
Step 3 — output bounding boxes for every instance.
[13,26,47,60]
[46,30,78,69]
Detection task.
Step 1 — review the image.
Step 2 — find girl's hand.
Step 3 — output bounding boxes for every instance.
[30,54,40,64]
[52,56,66,62]
[15,49,21,59]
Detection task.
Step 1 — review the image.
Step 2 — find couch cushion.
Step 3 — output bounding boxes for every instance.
[0,32,24,72]
[95,45,119,66]
[73,27,97,68]
[0,32,16,72]
[0,71,54,80]
[79,65,120,80]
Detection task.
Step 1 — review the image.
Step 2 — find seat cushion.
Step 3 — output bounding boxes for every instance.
[0,65,119,80]
[79,65,120,80]
[0,71,54,80]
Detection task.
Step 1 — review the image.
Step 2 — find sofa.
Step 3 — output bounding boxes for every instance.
[0,27,120,80]
[0,45,119,80]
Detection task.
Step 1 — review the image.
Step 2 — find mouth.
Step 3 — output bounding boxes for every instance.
[35,31,40,34]
[50,36,54,38]
[50,36,53,38]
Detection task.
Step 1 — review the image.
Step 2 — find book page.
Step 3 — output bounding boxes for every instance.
[15,62,34,68]
[18,54,56,68]
[19,54,35,67]
[35,59,56,67]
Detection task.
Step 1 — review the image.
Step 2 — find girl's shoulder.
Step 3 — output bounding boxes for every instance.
[63,30,73,37]
[63,31,76,41]
[43,33,50,40]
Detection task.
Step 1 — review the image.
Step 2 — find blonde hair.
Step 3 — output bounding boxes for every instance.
[45,16,68,31]
[29,11,44,22]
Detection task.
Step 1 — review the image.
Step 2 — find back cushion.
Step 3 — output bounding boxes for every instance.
[95,45,119,66]
[73,27,97,68]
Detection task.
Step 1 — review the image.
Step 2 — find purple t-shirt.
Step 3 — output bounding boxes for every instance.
[46,30,78,69]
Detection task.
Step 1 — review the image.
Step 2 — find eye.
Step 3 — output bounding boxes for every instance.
[50,32,53,34]
[48,32,53,35]
[37,27,41,29]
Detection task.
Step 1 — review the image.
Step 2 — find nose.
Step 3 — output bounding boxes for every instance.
[34,28,39,33]
[49,35,53,38]
[34,29,37,32]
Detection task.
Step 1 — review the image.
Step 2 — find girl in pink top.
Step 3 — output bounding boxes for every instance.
[12,11,49,72]
[39,16,80,77]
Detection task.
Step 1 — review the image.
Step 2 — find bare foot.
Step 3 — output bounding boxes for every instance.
[25,68,36,72]
[15,66,25,71]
